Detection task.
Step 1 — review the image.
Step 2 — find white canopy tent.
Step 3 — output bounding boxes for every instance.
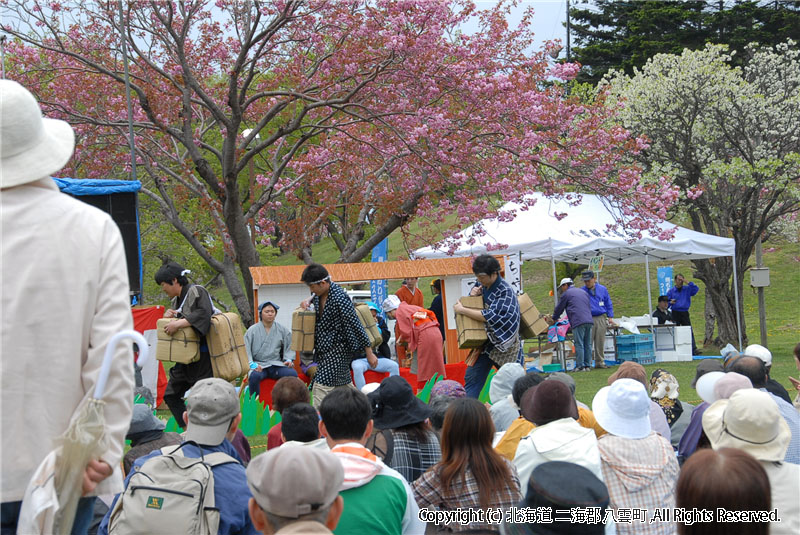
[414,193,742,348]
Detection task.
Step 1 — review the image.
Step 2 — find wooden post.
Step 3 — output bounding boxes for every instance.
[755,238,768,347]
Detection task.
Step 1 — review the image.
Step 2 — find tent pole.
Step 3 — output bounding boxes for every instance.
[731,251,743,351]
[645,252,654,333]
[117,0,138,182]
[550,240,558,308]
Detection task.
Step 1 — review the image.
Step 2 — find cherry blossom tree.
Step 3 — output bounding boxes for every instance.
[3,0,675,324]
[605,41,800,346]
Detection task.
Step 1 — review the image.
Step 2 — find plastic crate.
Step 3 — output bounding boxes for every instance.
[615,333,654,345]
[616,336,655,364]
[616,334,654,358]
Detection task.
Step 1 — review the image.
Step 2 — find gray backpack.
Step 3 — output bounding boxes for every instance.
[107,443,237,535]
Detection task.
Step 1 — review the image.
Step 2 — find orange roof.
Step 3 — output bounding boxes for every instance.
[250,257,503,286]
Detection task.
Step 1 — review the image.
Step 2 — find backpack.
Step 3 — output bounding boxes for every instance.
[107,442,238,535]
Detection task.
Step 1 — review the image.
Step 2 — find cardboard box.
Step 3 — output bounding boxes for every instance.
[291,308,316,353]
[455,296,488,349]
[518,293,549,339]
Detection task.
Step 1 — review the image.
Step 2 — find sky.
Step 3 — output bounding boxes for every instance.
[471,0,569,54]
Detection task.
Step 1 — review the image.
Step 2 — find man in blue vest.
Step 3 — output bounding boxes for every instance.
[581,271,612,369]
[667,273,701,355]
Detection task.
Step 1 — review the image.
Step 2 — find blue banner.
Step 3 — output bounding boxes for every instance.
[657,267,674,297]
[370,238,388,317]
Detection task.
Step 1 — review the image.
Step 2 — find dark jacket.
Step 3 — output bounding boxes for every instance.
[652,308,673,325]
[552,286,593,328]
[765,377,793,405]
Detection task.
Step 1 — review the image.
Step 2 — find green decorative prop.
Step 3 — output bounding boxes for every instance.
[478,369,497,404]
[416,374,442,403]
[164,416,180,433]
[238,388,274,437]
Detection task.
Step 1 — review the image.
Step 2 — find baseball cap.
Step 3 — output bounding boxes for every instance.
[247,447,343,518]
[581,271,595,281]
[744,344,772,366]
[185,378,240,445]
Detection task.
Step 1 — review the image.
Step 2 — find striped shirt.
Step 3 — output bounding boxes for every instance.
[597,432,679,535]
[761,388,800,465]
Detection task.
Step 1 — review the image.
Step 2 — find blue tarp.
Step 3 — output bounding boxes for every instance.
[53,177,142,196]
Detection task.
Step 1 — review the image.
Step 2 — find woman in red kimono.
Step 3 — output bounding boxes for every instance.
[394,278,424,365]
[383,295,446,387]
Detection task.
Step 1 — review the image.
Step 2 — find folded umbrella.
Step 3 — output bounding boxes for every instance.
[17,330,149,535]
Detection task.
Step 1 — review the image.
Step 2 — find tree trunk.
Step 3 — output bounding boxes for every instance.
[223,182,260,327]
[692,256,747,349]
[703,286,716,346]
[219,256,254,327]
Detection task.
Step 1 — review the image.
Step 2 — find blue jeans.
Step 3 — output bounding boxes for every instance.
[248,364,298,396]
[572,323,593,369]
[2,496,96,535]
[351,358,400,390]
[464,344,523,398]
[464,352,494,398]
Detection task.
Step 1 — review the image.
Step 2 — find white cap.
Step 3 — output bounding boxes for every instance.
[744,344,772,366]
[382,295,401,313]
[559,277,573,287]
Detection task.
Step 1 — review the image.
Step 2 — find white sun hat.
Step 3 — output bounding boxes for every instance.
[702,388,790,462]
[696,371,726,404]
[592,378,651,439]
[1,80,75,188]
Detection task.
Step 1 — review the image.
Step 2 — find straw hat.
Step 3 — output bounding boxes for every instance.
[702,389,791,462]
[1,80,75,188]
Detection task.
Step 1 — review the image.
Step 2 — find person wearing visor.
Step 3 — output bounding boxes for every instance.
[300,264,377,408]
[245,301,297,398]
